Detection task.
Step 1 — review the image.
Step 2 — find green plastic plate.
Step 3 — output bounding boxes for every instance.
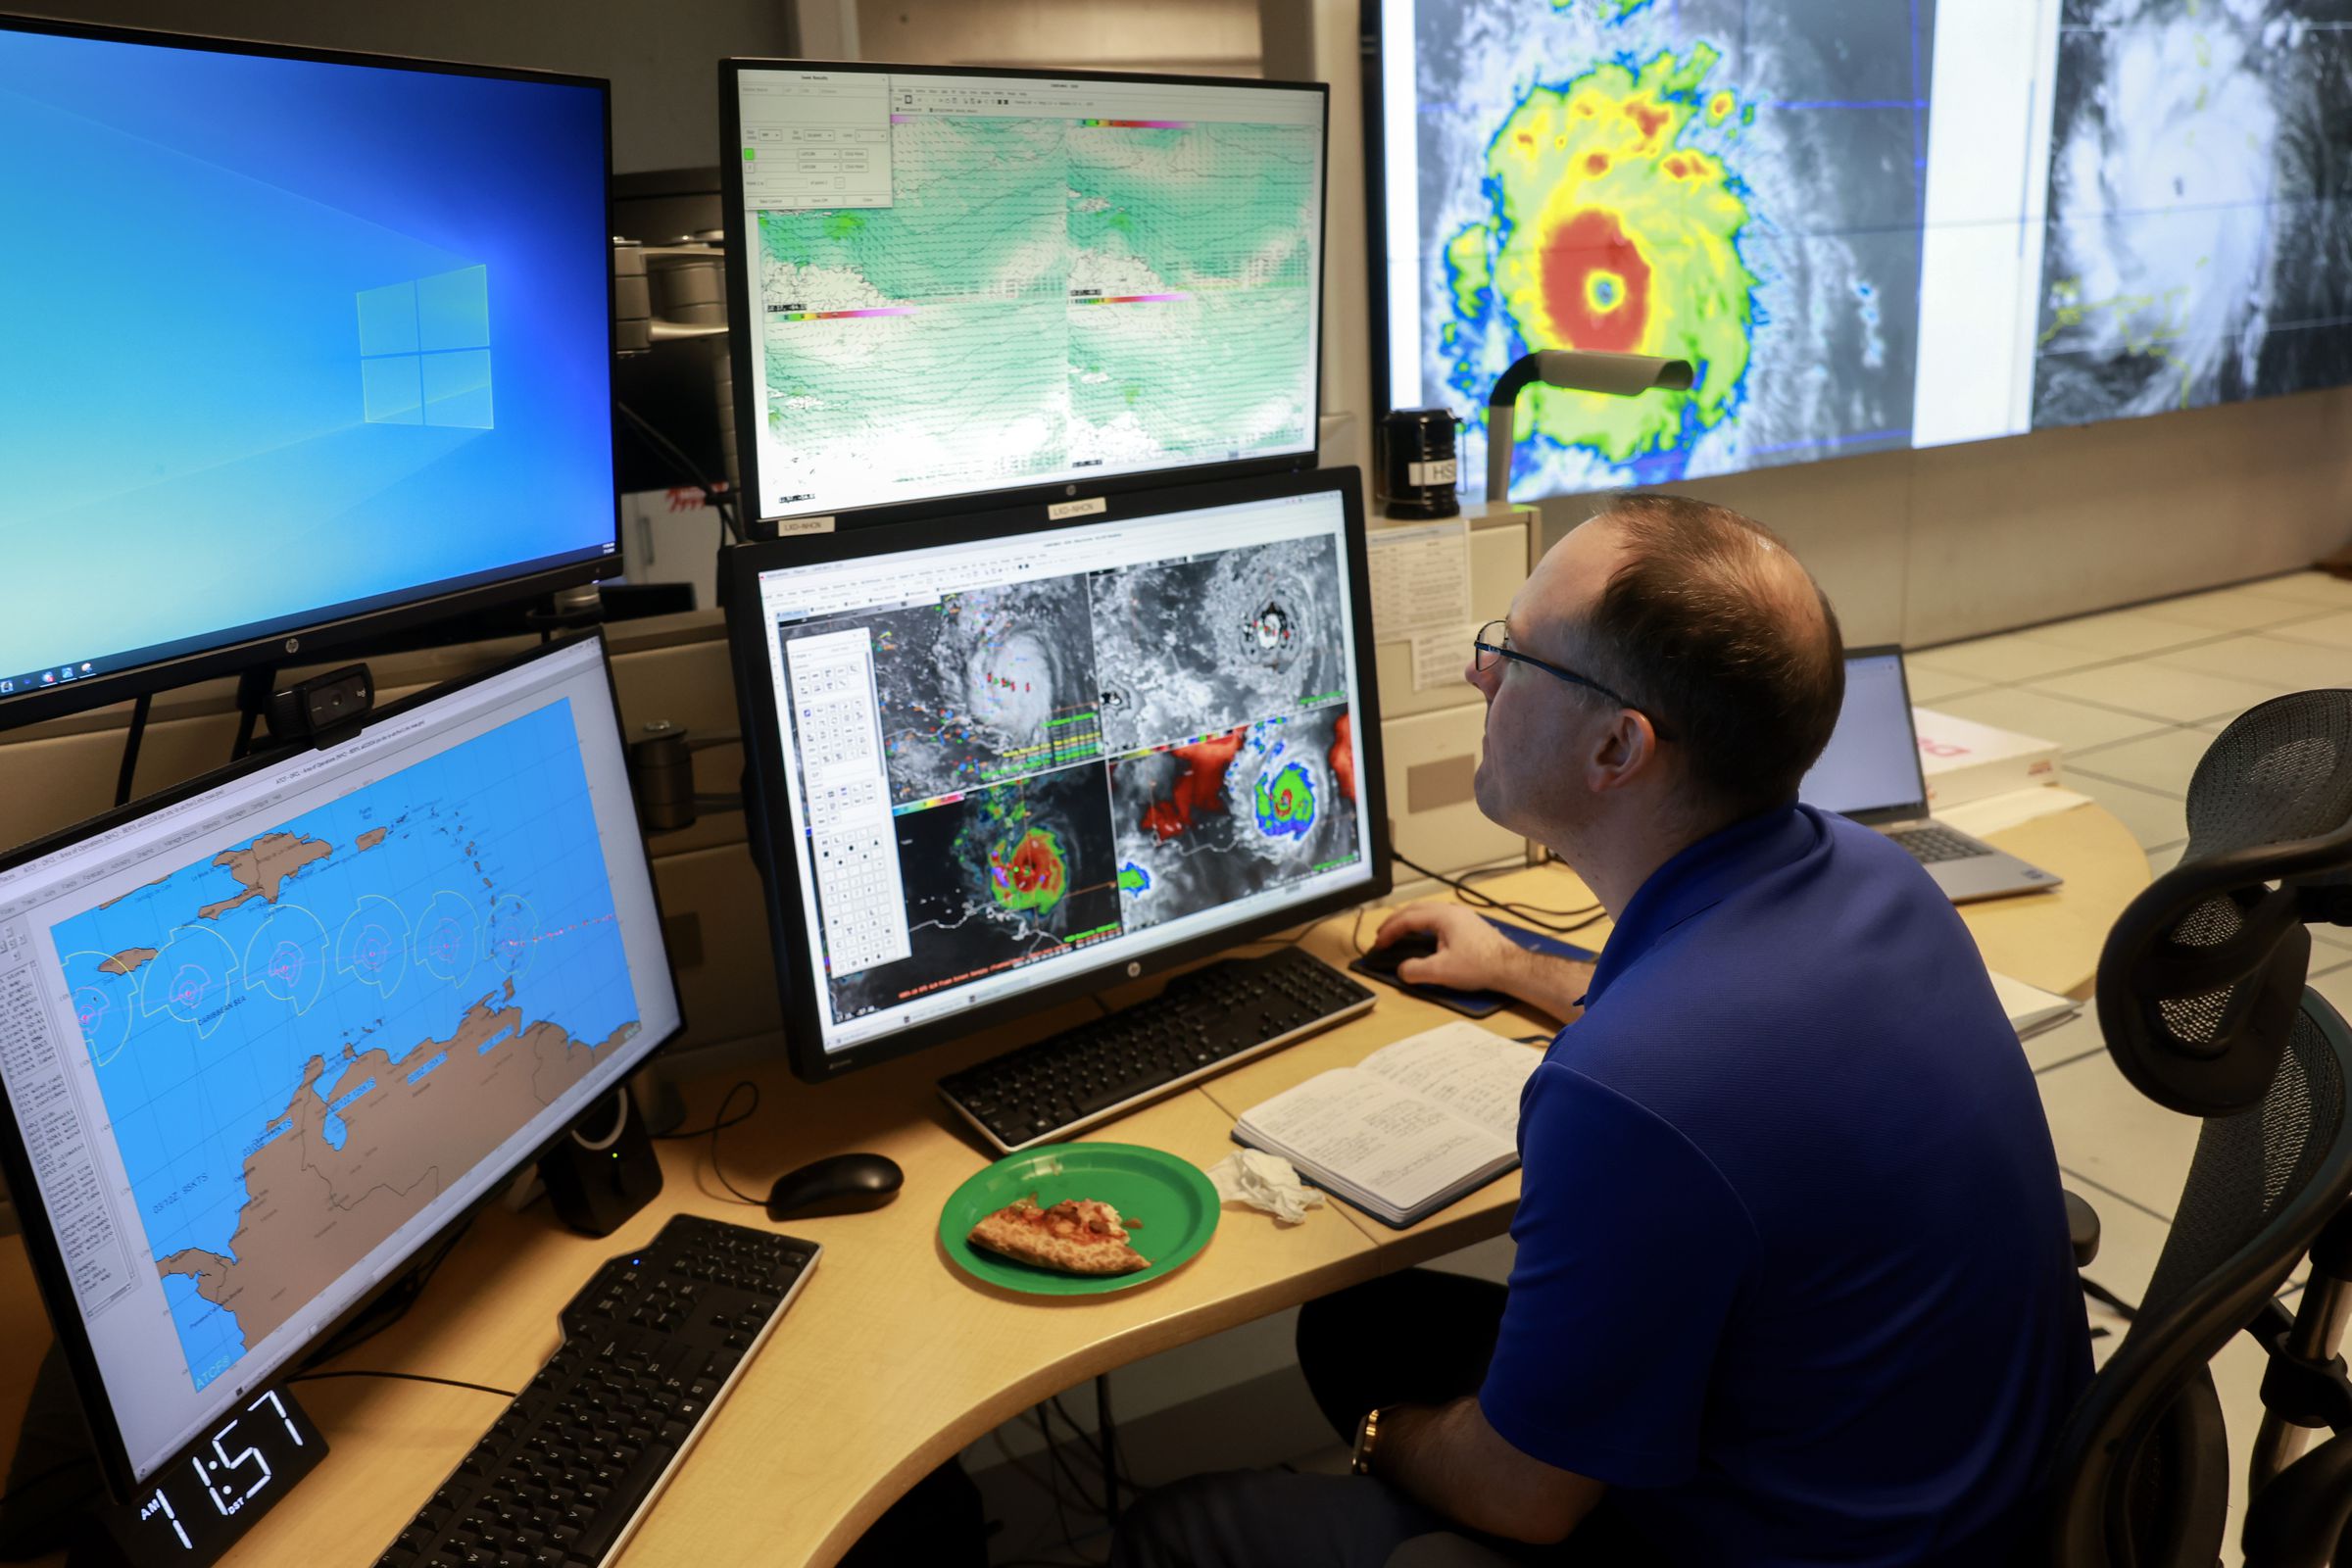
[938,1142,1220,1297]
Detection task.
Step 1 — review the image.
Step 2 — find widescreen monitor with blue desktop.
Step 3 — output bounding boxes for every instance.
[0,16,617,724]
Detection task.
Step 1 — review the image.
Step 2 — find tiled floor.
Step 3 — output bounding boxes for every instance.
[1908,568,2352,1557]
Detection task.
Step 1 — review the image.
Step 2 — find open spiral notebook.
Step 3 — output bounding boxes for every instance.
[1232,1022,1540,1229]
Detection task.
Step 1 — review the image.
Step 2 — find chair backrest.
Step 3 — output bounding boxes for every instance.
[2041,691,2352,1567]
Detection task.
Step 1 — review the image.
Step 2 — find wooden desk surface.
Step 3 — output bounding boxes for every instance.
[1955,802,2148,1000]
[0,800,2145,1567]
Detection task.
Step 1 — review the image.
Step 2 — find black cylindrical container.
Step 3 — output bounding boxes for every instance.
[1374,407,1460,518]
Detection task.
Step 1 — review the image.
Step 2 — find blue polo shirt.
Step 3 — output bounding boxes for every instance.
[1479,805,2090,1565]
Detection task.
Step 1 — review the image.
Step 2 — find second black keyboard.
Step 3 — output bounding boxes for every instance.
[938,945,1376,1152]
[371,1213,818,1568]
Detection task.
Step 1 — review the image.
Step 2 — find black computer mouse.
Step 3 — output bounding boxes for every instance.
[1357,930,1441,977]
[765,1151,905,1221]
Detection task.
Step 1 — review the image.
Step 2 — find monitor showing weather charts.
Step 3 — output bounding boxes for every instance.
[0,17,617,721]
[724,62,1327,525]
[0,636,678,1489]
[1376,0,2352,501]
[733,470,1382,1073]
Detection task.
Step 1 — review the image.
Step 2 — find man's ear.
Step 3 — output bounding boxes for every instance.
[1585,708,1662,795]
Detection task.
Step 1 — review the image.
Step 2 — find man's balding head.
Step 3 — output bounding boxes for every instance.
[1536,494,1844,823]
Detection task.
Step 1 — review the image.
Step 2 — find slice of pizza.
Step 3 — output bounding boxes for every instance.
[967,1194,1150,1275]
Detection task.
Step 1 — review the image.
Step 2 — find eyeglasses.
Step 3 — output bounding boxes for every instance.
[1472,619,1670,738]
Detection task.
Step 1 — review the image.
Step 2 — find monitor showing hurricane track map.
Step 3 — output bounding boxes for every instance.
[0,636,677,1484]
[1380,0,2352,500]
[728,65,1326,523]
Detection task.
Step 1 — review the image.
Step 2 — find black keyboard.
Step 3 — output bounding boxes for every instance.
[372,1214,818,1568]
[938,945,1376,1153]
[1888,825,1989,865]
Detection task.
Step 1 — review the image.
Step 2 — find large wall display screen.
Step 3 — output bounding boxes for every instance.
[1376,0,2352,501]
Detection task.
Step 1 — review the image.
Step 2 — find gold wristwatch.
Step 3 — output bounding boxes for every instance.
[1349,1406,1387,1476]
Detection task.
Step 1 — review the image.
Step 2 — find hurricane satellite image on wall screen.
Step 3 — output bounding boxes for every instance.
[2034,0,2352,424]
[1408,0,1936,495]
[1395,0,2352,489]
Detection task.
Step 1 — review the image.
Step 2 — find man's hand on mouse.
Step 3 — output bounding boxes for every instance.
[1374,903,1594,1023]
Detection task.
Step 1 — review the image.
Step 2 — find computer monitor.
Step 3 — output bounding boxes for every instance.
[725,466,1389,1080]
[1799,646,1928,822]
[0,634,680,1497]
[719,61,1328,530]
[0,16,618,728]
[1370,0,2352,498]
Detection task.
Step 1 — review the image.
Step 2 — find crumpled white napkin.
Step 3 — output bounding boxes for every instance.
[1207,1149,1326,1225]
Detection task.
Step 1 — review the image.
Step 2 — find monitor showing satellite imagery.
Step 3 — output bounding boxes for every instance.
[729,64,1326,523]
[743,481,1375,1059]
[1379,0,2352,500]
[2034,0,2352,426]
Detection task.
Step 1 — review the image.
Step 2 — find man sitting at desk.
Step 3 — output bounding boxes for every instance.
[1112,495,2091,1566]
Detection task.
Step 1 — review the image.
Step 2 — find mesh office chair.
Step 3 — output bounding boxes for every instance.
[2037,689,2352,1566]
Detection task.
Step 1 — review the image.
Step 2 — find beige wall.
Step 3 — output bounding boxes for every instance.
[1545,389,2352,651]
[857,0,1263,74]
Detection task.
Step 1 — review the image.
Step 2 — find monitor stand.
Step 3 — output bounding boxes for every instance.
[539,1084,665,1237]
[0,1342,101,1559]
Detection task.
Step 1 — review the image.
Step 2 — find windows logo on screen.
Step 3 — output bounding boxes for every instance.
[357,265,494,429]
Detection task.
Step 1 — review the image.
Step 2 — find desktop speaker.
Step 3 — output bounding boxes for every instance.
[539,1085,664,1237]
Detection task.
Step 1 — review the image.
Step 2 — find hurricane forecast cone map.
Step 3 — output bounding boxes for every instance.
[1389,0,2352,499]
[781,532,1362,1028]
[1413,0,1932,491]
[51,700,638,1394]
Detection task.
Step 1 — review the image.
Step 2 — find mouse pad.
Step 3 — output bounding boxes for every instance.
[938,1143,1218,1297]
[1348,916,1597,1018]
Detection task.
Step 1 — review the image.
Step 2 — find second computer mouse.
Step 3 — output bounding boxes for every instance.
[765,1152,905,1221]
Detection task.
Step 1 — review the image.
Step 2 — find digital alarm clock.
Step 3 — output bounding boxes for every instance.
[84,1388,325,1568]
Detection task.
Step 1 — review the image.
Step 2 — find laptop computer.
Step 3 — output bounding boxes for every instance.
[1799,646,2062,903]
